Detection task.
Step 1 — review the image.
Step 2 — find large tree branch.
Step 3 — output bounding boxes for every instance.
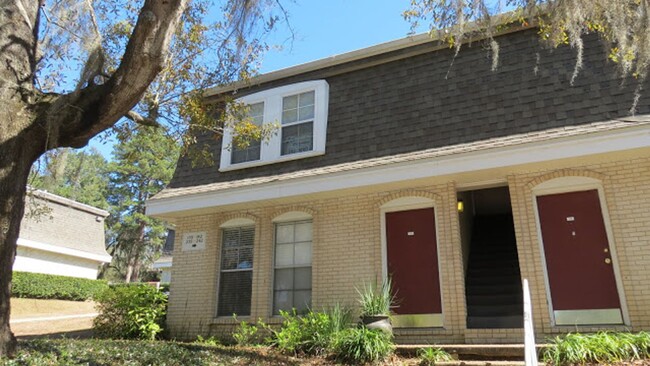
[48,0,188,149]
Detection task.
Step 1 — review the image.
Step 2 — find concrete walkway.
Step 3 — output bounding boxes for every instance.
[11,298,97,338]
[11,313,98,324]
[12,313,97,338]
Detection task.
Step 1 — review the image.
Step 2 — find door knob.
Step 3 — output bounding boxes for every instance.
[604,258,612,264]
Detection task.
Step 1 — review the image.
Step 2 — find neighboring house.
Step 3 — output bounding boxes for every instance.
[16,189,111,280]
[146,27,650,344]
[153,229,175,283]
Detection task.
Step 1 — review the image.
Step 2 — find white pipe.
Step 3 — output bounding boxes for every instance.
[523,279,538,366]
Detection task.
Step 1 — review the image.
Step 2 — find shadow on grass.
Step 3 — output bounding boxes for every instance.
[17,328,94,340]
[14,338,313,366]
[177,342,306,365]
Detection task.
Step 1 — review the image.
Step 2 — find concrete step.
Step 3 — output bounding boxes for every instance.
[466,293,523,306]
[426,362,525,366]
[466,275,520,286]
[467,266,520,276]
[467,255,519,269]
[467,304,522,316]
[465,284,522,295]
[468,247,518,262]
[396,343,547,360]
[467,315,523,329]
[468,249,519,264]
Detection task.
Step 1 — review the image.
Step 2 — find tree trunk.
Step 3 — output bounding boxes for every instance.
[125,262,133,283]
[0,0,187,356]
[0,133,42,357]
[125,220,147,283]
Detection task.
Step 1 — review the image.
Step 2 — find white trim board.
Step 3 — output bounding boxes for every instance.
[147,125,650,216]
[17,238,112,263]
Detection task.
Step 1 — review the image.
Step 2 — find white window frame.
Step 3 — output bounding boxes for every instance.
[219,80,330,171]
[271,214,313,315]
[230,101,264,165]
[216,224,255,317]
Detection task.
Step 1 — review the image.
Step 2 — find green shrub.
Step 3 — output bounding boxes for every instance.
[271,309,331,355]
[93,284,167,340]
[332,326,393,364]
[232,316,261,346]
[418,347,453,365]
[12,271,108,301]
[159,282,170,294]
[269,305,353,356]
[327,303,353,335]
[542,331,650,365]
[195,335,221,346]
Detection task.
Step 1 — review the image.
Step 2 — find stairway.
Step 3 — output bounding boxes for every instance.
[465,214,523,329]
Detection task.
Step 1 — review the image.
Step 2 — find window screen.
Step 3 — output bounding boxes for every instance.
[273,220,312,314]
[217,226,254,316]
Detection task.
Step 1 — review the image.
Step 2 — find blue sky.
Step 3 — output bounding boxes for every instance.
[259,0,421,73]
[89,1,422,157]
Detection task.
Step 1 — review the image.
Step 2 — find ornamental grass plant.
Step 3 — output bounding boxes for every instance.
[357,277,397,316]
[542,331,650,365]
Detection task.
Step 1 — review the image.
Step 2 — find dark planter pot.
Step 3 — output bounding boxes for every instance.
[360,315,392,335]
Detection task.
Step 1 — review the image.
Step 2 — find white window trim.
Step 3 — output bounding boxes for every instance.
[271,219,313,315]
[220,80,329,171]
[216,225,255,318]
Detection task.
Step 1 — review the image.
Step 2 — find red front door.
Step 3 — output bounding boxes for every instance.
[386,208,441,315]
[536,190,622,323]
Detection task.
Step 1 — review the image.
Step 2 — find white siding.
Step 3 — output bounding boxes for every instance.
[14,247,101,279]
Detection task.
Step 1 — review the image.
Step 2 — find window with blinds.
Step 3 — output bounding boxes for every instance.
[273,220,312,314]
[217,226,254,317]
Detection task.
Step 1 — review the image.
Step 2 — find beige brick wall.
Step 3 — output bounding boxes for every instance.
[167,155,650,344]
[509,157,650,341]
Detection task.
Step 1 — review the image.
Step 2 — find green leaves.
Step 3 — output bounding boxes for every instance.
[418,347,454,365]
[231,316,262,346]
[105,125,179,282]
[93,284,167,340]
[357,277,397,317]
[267,305,353,356]
[332,327,394,364]
[12,271,108,301]
[29,148,110,210]
[404,0,650,112]
[542,331,650,365]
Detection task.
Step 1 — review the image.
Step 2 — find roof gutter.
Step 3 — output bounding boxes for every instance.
[205,14,534,98]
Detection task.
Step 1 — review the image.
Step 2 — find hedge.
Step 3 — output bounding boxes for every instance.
[12,271,109,301]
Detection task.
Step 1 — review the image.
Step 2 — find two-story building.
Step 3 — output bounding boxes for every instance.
[17,189,111,279]
[146,27,650,344]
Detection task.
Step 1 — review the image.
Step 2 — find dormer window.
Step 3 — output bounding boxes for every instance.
[231,102,264,164]
[219,80,329,171]
[281,91,315,155]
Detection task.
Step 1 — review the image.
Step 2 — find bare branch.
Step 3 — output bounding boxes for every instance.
[125,110,160,128]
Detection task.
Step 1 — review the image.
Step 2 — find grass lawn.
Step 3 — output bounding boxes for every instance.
[4,338,650,365]
[11,298,97,337]
[1,339,416,366]
[11,298,96,319]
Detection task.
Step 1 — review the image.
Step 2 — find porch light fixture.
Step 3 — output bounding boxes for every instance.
[457,199,464,213]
